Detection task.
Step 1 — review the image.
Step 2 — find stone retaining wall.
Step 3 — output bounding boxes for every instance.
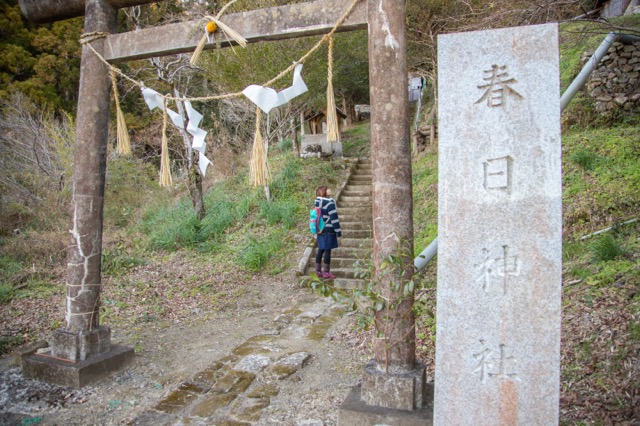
[583,41,640,113]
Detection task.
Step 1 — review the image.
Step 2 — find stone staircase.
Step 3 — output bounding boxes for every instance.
[309,159,373,290]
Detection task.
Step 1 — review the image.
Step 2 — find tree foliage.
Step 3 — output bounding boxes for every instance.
[0,0,82,111]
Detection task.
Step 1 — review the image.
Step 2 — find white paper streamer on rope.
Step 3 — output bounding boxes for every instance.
[198,151,212,176]
[242,64,308,113]
[141,87,213,175]
[185,101,208,154]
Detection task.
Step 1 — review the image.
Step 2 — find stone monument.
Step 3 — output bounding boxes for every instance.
[435,23,562,424]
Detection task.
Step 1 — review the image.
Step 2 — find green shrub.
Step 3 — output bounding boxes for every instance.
[277,138,293,151]
[590,234,625,262]
[102,246,146,277]
[0,335,22,356]
[200,200,236,238]
[105,156,160,228]
[563,241,586,262]
[271,158,301,198]
[259,200,299,229]
[342,122,371,157]
[0,283,14,304]
[569,148,599,171]
[238,235,283,271]
[142,202,200,250]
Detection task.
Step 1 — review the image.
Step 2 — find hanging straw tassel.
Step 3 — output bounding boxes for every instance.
[159,97,173,187]
[190,28,210,66]
[110,70,132,155]
[250,107,271,187]
[326,36,340,144]
[190,0,247,65]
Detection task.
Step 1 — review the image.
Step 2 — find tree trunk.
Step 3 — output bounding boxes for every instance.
[291,117,300,158]
[173,87,206,220]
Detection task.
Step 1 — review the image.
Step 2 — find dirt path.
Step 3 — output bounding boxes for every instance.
[0,272,371,425]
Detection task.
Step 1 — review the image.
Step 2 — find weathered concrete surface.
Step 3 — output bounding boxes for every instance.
[104,0,368,63]
[52,326,111,361]
[301,134,343,157]
[435,23,562,425]
[339,384,433,426]
[19,0,156,23]
[22,345,134,389]
[62,0,117,346]
[368,0,415,374]
[361,360,427,411]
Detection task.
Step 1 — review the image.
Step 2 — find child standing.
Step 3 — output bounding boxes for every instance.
[314,185,342,279]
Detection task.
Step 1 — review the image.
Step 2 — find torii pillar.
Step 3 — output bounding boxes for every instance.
[19,0,154,389]
[338,0,432,424]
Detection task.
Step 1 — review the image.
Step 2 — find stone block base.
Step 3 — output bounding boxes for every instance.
[362,361,427,410]
[339,384,434,426]
[52,326,111,361]
[22,344,134,388]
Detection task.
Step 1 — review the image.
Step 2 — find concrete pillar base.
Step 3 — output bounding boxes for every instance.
[52,326,112,361]
[362,360,428,410]
[22,344,134,388]
[338,383,434,426]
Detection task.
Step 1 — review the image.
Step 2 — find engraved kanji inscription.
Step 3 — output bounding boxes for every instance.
[473,339,493,383]
[473,340,518,382]
[474,245,522,295]
[483,156,513,192]
[489,344,518,380]
[475,65,523,108]
[496,245,521,295]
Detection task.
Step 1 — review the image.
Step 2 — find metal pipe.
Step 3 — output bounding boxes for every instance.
[560,31,619,112]
[414,237,437,271]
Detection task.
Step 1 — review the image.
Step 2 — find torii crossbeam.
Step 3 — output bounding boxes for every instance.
[20,0,426,420]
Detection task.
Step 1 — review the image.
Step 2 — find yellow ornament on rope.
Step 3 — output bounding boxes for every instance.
[190,0,246,66]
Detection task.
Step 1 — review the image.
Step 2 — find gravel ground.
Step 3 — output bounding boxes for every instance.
[0,275,373,426]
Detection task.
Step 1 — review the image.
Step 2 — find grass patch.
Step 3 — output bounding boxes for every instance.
[412,149,438,255]
[237,233,284,272]
[342,121,371,158]
[102,245,146,277]
[0,335,23,356]
[589,234,625,262]
[562,125,640,235]
[259,200,299,229]
[569,148,599,171]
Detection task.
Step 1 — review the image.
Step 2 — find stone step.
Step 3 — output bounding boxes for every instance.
[338,207,372,215]
[337,222,373,231]
[338,238,373,248]
[337,201,373,206]
[333,278,366,291]
[339,229,372,239]
[325,268,358,279]
[331,246,372,258]
[340,196,371,203]
[350,173,372,179]
[345,185,372,192]
[341,190,371,197]
[348,179,371,185]
[324,257,360,268]
[339,205,372,211]
[312,244,372,257]
[338,217,372,226]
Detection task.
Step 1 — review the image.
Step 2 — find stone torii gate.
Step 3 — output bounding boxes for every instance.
[20,0,426,421]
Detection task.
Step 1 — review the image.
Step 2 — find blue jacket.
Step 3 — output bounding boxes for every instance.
[314,197,341,237]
